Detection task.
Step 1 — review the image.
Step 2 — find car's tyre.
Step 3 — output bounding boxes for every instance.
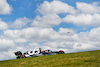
[20,55,26,58]
[16,56,20,59]
[59,50,65,54]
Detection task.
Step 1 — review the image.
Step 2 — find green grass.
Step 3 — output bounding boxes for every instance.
[0,50,100,67]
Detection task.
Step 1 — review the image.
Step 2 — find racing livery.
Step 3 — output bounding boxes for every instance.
[14,48,65,58]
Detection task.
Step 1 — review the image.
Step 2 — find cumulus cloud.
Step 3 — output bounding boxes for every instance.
[1,27,100,60]
[32,1,77,28]
[37,1,77,15]
[3,27,76,53]
[0,0,12,15]
[32,14,62,27]
[0,19,8,30]
[0,51,15,61]
[36,1,100,27]
[0,39,14,51]
[4,29,27,43]
[58,28,76,35]
[76,2,100,14]
[42,27,100,53]
[11,17,32,29]
[63,2,100,27]
[4,27,58,43]
[0,39,15,60]
[72,28,100,51]
[63,13,100,26]
[3,27,100,52]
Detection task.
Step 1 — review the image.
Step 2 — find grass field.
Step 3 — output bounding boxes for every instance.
[0,50,100,67]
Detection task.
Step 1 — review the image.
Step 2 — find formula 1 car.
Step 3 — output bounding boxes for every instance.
[41,49,65,55]
[14,48,65,59]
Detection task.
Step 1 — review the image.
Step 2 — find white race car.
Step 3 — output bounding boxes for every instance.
[14,48,65,58]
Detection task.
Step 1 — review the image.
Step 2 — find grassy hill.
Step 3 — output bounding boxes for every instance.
[0,50,100,67]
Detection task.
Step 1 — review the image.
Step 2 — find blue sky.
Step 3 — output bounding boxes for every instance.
[0,0,99,32]
[0,0,100,60]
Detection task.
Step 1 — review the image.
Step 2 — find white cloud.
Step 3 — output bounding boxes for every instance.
[4,29,27,43]
[32,1,79,28]
[37,1,77,15]
[0,0,12,15]
[4,27,56,43]
[32,14,62,27]
[1,27,100,60]
[4,27,74,44]
[42,27,100,53]
[0,19,8,30]
[0,39,14,52]
[76,2,100,14]
[63,2,100,27]
[63,13,100,26]
[0,51,15,61]
[4,27,100,51]
[36,1,100,27]
[58,28,76,35]
[11,17,32,29]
